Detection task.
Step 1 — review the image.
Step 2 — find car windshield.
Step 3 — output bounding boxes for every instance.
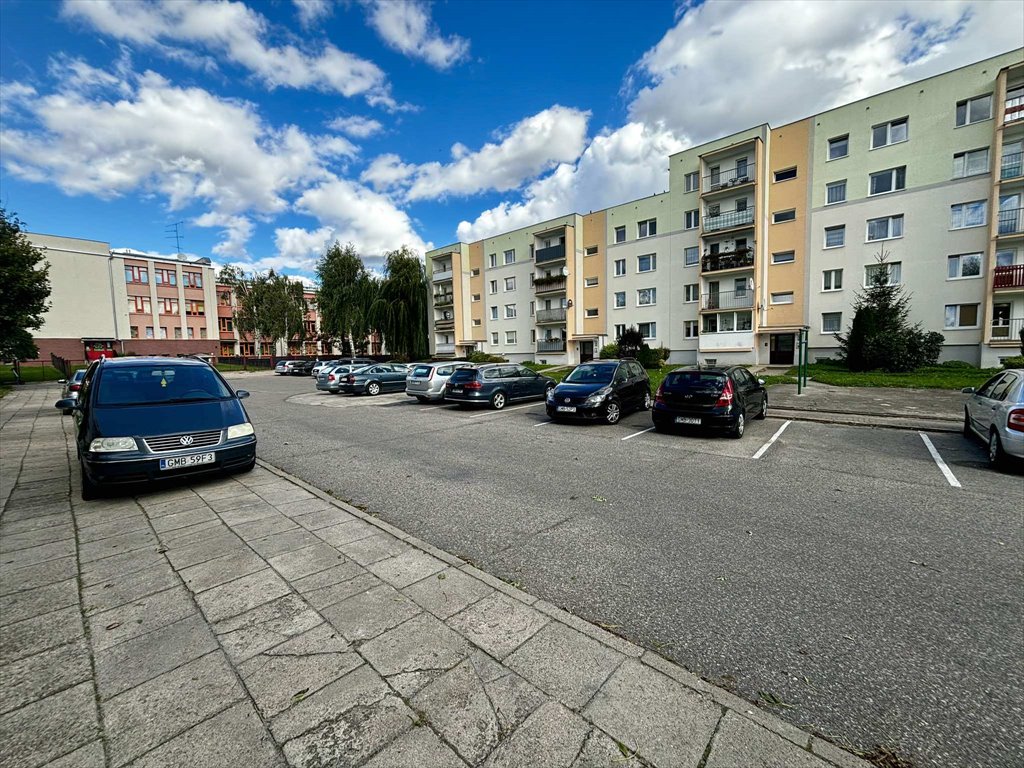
[96,365,233,405]
[665,371,727,391]
[564,364,615,385]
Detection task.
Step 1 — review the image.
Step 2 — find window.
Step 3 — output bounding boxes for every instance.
[585,308,599,318]
[614,292,626,308]
[130,326,139,339]
[182,271,202,289]
[947,253,982,279]
[159,298,178,315]
[490,332,499,345]
[529,301,535,316]
[826,180,847,204]
[828,135,849,160]
[505,331,517,345]
[871,118,908,149]
[684,171,699,192]
[473,319,482,327]
[503,249,515,265]
[530,329,536,342]
[956,95,992,126]
[614,258,626,276]
[772,251,795,264]
[504,276,516,291]
[869,166,906,195]
[684,247,699,266]
[684,284,699,302]
[772,209,796,223]
[490,306,498,320]
[866,215,903,241]
[130,295,151,313]
[638,219,657,238]
[125,265,148,284]
[865,261,902,286]
[953,149,989,178]
[684,320,699,338]
[472,293,481,302]
[174,327,183,339]
[950,201,987,229]
[824,225,845,248]
[154,268,176,286]
[504,304,516,319]
[822,312,843,333]
[584,276,599,287]
[684,210,699,229]
[585,245,598,256]
[218,317,234,332]
[770,292,794,305]
[145,326,154,339]
[185,300,205,316]
[488,253,497,268]
[614,226,626,243]
[638,322,656,340]
[944,304,979,328]
[637,254,656,272]
[637,288,656,306]
[471,268,481,276]
[489,280,498,294]
[186,327,196,339]
[996,249,1017,268]
[817,268,843,292]
[774,167,797,182]
[159,327,167,339]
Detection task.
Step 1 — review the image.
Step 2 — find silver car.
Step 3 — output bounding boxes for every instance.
[311,360,338,377]
[315,364,358,394]
[962,368,1024,468]
[57,369,87,414]
[406,361,469,402]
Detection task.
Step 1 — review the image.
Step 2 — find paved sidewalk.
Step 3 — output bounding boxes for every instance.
[1,386,869,768]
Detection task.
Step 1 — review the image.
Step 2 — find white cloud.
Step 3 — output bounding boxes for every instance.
[61,0,394,104]
[360,153,419,190]
[193,212,254,257]
[274,225,336,266]
[294,0,332,27]
[363,0,469,70]
[328,115,383,138]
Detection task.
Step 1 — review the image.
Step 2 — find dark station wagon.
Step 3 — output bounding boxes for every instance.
[444,364,556,410]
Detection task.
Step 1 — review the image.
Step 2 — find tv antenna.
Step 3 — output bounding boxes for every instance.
[165,221,185,254]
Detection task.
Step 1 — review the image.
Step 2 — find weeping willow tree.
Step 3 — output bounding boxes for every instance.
[315,242,377,355]
[369,247,429,361]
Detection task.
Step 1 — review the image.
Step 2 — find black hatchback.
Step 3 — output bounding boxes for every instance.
[652,366,767,438]
[56,357,257,499]
[546,359,651,424]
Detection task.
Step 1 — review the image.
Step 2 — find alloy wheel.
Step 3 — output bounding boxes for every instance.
[605,401,621,424]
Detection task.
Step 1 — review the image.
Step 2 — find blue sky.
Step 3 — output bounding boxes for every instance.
[1,0,1021,281]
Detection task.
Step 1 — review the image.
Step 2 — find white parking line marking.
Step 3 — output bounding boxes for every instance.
[621,427,655,441]
[468,402,543,418]
[751,420,792,459]
[919,433,962,488]
[418,404,448,411]
[533,420,553,427]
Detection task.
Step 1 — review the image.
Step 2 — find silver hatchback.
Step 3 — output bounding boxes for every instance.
[962,368,1024,468]
[406,361,469,402]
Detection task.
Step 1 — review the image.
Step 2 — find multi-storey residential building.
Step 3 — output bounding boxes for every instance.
[428,48,1024,368]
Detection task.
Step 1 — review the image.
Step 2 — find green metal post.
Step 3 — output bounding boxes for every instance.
[796,330,803,395]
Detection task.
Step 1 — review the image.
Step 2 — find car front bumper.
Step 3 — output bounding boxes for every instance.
[546,401,607,420]
[82,437,257,485]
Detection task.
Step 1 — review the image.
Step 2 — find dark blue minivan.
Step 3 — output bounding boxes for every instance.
[56,357,257,499]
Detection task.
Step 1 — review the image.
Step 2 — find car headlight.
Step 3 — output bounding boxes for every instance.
[227,422,255,440]
[584,387,611,406]
[89,437,138,452]
[546,388,556,402]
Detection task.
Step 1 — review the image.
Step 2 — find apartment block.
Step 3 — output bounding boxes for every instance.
[429,48,1024,368]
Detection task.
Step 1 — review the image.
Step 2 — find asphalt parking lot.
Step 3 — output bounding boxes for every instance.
[235,372,1022,768]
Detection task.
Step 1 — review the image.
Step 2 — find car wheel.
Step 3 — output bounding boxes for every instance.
[988,430,1008,469]
[653,420,667,433]
[80,460,99,501]
[642,391,653,411]
[604,400,621,425]
[730,412,745,439]
[756,395,768,420]
[490,391,507,410]
[367,381,381,396]
[963,409,973,438]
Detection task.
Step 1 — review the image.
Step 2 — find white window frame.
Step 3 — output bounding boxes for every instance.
[956,95,992,127]
[638,218,657,238]
[871,117,908,149]
[953,148,989,178]
[637,287,656,307]
[614,226,626,243]
[505,330,517,345]
[772,209,796,223]
[950,201,987,230]
[944,303,980,329]
[822,269,843,292]
[637,253,656,273]
[773,167,797,182]
[868,166,906,196]
[584,308,599,318]
[614,258,626,276]
[504,304,517,319]
[821,312,843,334]
[489,280,498,294]
[866,215,904,242]
[684,210,699,230]
[472,319,482,326]
[684,247,699,267]
[490,332,499,345]
[585,245,598,256]
[613,291,626,309]
[684,172,699,192]
[828,134,849,161]
[824,225,845,248]
[471,293,480,302]
[684,283,699,302]
[504,276,516,292]
[826,180,847,205]
[489,306,498,320]
[529,301,535,316]
[471,268,481,276]
[638,322,657,340]
[770,292,794,305]
[584,276,599,287]
[771,251,795,265]
[614,324,626,339]
[503,249,515,265]
[488,253,497,268]
[684,320,699,339]
[947,253,983,280]
[864,261,902,287]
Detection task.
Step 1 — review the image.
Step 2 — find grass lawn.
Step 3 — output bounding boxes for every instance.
[214,363,253,372]
[799,363,1001,390]
[0,385,10,398]
[0,364,65,385]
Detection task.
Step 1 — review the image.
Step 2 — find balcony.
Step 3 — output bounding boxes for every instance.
[537,339,567,353]
[702,167,754,194]
[434,317,455,330]
[432,268,453,282]
[535,243,566,265]
[536,308,566,324]
[1005,94,1024,123]
[435,343,456,355]
[433,292,454,306]
[1001,152,1023,181]
[994,264,1024,289]
[701,289,754,311]
[998,208,1024,236]
[534,275,567,293]
[701,248,755,273]
[703,207,754,233]
[990,317,1024,343]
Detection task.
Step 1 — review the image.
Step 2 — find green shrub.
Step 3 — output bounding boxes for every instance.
[637,346,662,369]
[939,359,976,369]
[1002,355,1024,370]
[466,351,507,363]
[598,343,619,359]
[657,345,671,361]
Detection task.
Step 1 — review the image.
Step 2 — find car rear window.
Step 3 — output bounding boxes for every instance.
[664,371,727,391]
[96,365,233,405]
[411,365,433,377]
[448,369,478,383]
[72,370,87,383]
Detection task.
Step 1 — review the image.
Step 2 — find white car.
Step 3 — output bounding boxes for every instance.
[962,368,1024,468]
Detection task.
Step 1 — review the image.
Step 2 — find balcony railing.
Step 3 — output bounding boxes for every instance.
[1006,95,1024,123]
[701,289,754,311]
[434,317,454,329]
[535,243,566,264]
[1001,152,1023,180]
[537,339,567,353]
[703,207,754,232]
[432,268,453,282]
[534,276,567,293]
[998,208,1024,235]
[536,308,566,323]
[701,248,755,273]
[433,292,454,306]
[990,317,1024,342]
[435,343,456,354]
[702,167,753,192]
[994,264,1024,289]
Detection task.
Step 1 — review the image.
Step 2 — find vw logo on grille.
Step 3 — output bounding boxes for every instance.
[564,397,571,403]
[179,435,194,446]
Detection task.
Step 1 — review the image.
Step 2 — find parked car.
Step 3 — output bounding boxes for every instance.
[311,360,339,377]
[444,364,556,410]
[275,360,300,375]
[405,360,470,402]
[545,360,651,424]
[54,357,256,500]
[315,364,360,394]
[292,360,315,376]
[652,365,767,438]
[337,364,410,395]
[962,369,1024,468]
[57,369,88,414]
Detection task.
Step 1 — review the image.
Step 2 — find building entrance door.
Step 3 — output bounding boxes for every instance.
[770,334,795,365]
[580,341,594,362]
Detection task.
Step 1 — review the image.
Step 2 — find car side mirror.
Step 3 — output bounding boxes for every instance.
[55,398,77,410]
[236,390,250,400]
[960,387,976,394]
[757,378,766,385]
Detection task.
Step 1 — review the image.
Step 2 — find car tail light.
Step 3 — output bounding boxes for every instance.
[464,380,482,390]
[1009,409,1024,433]
[69,384,81,391]
[345,375,355,383]
[655,383,665,405]
[714,379,735,407]
[328,374,335,382]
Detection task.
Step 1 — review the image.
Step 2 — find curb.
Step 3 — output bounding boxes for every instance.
[769,410,962,433]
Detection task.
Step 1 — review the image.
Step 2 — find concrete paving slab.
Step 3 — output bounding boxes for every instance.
[81,563,179,616]
[267,542,348,581]
[78,529,158,563]
[289,559,366,594]
[447,593,549,660]
[247,528,322,559]
[46,740,106,768]
[411,659,502,764]
[0,680,99,768]
[338,531,411,566]
[0,604,83,665]
[321,583,422,642]
[289,504,357,531]
[264,622,351,656]
[403,567,494,620]
[704,711,832,768]
[315,518,378,548]
[239,648,364,718]
[0,577,78,625]
[194,568,291,623]
[177,550,267,594]
[0,537,76,568]
[361,725,469,768]
[159,519,223,545]
[149,508,220,534]
[163,532,251,570]
[87,586,194,652]
[214,498,281,524]
[77,516,149,544]
[0,638,92,716]
[483,701,590,768]
[0,523,74,552]
[269,664,389,743]
[214,593,323,663]
[231,513,299,541]
[79,548,165,588]
[570,727,638,767]
[0,555,77,595]
[467,651,549,737]
[0,511,72,536]
[359,612,471,696]
[300,571,382,610]
[368,548,447,589]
